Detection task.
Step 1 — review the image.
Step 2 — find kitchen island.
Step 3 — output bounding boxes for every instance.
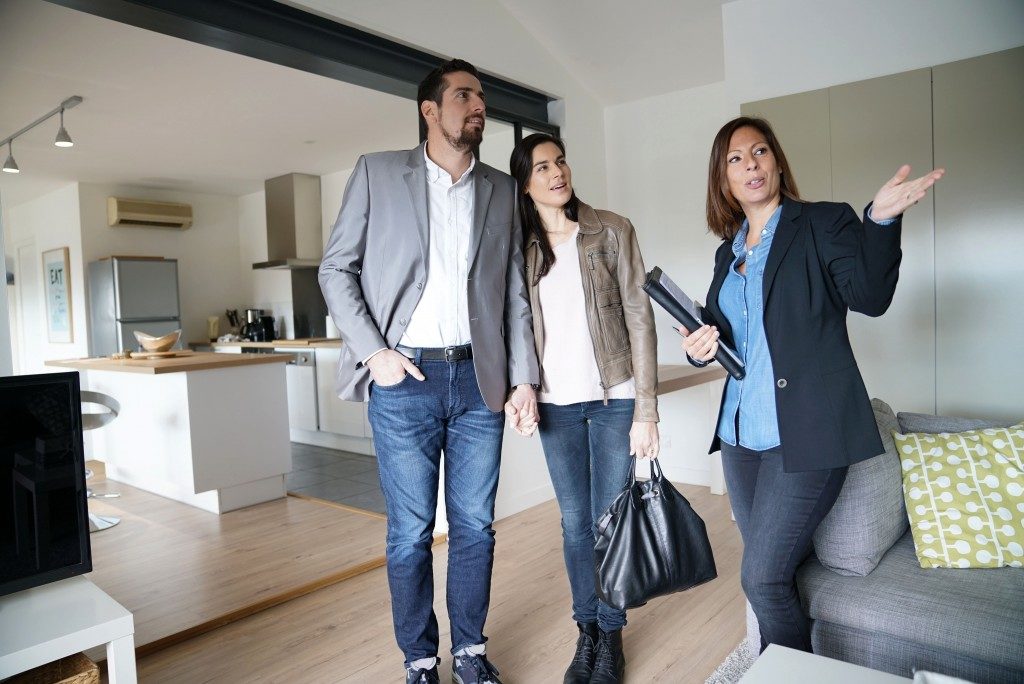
[48,352,294,514]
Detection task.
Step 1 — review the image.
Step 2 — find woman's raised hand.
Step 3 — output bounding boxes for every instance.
[870,165,945,222]
[678,324,719,363]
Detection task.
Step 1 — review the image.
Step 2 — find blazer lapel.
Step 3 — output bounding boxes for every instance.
[762,198,803,309]
[403,144,429,264]
[706,243,734,342]
[468,166,493,269]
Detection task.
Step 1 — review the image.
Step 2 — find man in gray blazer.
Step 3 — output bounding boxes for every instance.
[319,59,539,684]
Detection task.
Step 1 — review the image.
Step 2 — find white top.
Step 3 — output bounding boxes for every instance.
[537,227,635,405]
[400,147,475,348]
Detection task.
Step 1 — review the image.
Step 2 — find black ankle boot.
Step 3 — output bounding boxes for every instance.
[590,628,625,683]
[563,621,598,683]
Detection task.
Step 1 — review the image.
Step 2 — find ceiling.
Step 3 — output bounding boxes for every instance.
[0,0,421,207]
[493,0,726,104]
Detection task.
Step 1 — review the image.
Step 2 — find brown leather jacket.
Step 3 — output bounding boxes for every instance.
[525,202,659,422]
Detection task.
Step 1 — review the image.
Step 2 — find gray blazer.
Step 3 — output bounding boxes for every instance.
[318,143,539,412]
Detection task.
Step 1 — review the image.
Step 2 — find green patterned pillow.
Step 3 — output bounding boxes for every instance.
[894,423,1024,569]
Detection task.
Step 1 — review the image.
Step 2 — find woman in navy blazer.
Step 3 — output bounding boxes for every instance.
[680,116,943,653]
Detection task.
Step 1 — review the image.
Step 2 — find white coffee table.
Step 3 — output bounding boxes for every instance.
[0,576,136,683]
[740,644,911,683]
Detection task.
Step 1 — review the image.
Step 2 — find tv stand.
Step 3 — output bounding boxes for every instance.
[0,576,136,682]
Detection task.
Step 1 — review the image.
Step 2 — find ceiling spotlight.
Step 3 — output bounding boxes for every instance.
[3,142,18,174]
[54,109,73,148]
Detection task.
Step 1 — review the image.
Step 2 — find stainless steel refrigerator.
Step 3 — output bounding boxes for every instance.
[88,257,181,356]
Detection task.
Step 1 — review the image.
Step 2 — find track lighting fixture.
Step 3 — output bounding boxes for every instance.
[1,95,83,175]
[3,142,18,174]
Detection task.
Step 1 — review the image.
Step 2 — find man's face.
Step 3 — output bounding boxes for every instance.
[427,71,486,151]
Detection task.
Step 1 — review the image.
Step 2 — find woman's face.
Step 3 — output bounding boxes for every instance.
[526,141,573,210]
[724,126,781,210]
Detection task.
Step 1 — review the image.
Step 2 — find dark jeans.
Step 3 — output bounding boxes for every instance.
[721,442,847,653]
[367,357,504,665]
[538,399,635,632]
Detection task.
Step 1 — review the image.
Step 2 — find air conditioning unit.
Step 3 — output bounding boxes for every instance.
[107,197,193,229]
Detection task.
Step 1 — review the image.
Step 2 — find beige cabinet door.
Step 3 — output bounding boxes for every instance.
[829,68,935,414]
[741,88,832,203]
[933,46,1024,421]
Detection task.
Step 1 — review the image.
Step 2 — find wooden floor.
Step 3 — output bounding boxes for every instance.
[84,463,387,658]
[134,483,744,683]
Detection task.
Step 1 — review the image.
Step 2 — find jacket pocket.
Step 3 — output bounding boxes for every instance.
[597,289,629,355]
[587,249,619,292]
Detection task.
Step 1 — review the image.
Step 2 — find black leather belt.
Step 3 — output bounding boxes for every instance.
[396,344,473,362]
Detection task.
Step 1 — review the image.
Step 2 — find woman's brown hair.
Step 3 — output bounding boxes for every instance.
[706,116,800,240]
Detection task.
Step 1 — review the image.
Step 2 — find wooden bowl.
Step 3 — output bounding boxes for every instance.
[133,329,181,352]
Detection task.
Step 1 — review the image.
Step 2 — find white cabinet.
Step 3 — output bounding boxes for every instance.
[315,347,370,438]
[285,350,319,432]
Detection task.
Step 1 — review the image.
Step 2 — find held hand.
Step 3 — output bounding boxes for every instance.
[366,350,425,386]
[505,384,539,437]
[677,324,719,362]
[630,421,660,459]
[870,164,945,221]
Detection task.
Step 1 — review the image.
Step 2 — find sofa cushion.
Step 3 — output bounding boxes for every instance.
[812,398,907,576]
[798,532,1024,673]
[896,411,1009,434]
[895,423,1024,569]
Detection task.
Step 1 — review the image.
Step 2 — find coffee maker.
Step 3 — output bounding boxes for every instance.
[240,308,266,342]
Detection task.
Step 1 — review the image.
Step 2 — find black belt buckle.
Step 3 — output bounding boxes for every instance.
[445,345,470,362]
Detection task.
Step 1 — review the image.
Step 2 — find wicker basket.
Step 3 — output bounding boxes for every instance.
[6,652,99,684]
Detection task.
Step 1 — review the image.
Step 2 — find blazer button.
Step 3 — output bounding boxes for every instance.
[416,282,422,289]
[776,378,788,388]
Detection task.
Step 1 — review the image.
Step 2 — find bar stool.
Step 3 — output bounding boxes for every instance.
[81,391,121,532]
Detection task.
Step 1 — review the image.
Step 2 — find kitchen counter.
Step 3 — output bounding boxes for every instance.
[193,338,342,350]
[48,351,294,375]
[656,364,727,394]
[48,352,292,514]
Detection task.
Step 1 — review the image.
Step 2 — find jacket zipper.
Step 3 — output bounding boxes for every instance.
[577,232,609,405]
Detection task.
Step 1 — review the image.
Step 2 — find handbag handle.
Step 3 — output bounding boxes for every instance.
[624,456,666,487]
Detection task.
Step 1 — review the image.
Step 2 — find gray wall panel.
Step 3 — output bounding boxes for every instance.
[933,47,1024,421]
[829,68,936,414]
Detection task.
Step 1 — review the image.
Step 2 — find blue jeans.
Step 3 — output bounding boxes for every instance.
[538,399,635,632]
[368,357,504,665]
[721,442,847,652]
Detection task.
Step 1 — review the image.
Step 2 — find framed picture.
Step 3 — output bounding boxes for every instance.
[42,247,73,343]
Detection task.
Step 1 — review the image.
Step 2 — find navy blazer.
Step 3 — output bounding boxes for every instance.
[702,197,902,472]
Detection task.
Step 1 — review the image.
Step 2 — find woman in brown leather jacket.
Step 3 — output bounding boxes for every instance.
[508,133,659,684]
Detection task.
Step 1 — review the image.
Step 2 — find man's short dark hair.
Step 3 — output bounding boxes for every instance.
[417,59,480,117]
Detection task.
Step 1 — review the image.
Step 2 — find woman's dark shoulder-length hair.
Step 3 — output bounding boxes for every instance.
[509,132,581,284]
[706,116,801,240]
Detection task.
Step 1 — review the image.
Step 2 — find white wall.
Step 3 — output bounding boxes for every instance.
[237,189,295,338]
[0,195,14,376]
[5,183,88,373]
[78,183,247,348]
[723,0,1024,105]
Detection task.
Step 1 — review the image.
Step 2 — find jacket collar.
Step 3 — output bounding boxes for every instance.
[526,199,600,248]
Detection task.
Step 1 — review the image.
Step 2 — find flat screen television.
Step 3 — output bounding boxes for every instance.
[0,371,92,598]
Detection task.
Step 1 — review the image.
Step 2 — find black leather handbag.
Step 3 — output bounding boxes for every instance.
[594,457,717,610]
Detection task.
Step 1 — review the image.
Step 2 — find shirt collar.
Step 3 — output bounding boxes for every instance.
[732,203,784,256]
[423,146,476,186]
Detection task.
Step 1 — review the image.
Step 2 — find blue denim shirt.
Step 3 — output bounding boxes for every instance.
[716,205,783,450]
[715,205,895,450]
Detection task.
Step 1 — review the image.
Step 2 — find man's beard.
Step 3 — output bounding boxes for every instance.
[443,120,484,151]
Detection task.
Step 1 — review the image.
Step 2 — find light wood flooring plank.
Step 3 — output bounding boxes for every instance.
[84,469,387,655]
[135,484,743,683]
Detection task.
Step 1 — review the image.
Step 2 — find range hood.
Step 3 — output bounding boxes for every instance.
[253,172,322,270]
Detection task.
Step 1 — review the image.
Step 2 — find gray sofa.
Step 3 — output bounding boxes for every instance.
[793,400,1024,682]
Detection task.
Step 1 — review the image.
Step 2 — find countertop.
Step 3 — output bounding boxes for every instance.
[194,338,343,350]
[47,351,296,375]
[656,364,727,394]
